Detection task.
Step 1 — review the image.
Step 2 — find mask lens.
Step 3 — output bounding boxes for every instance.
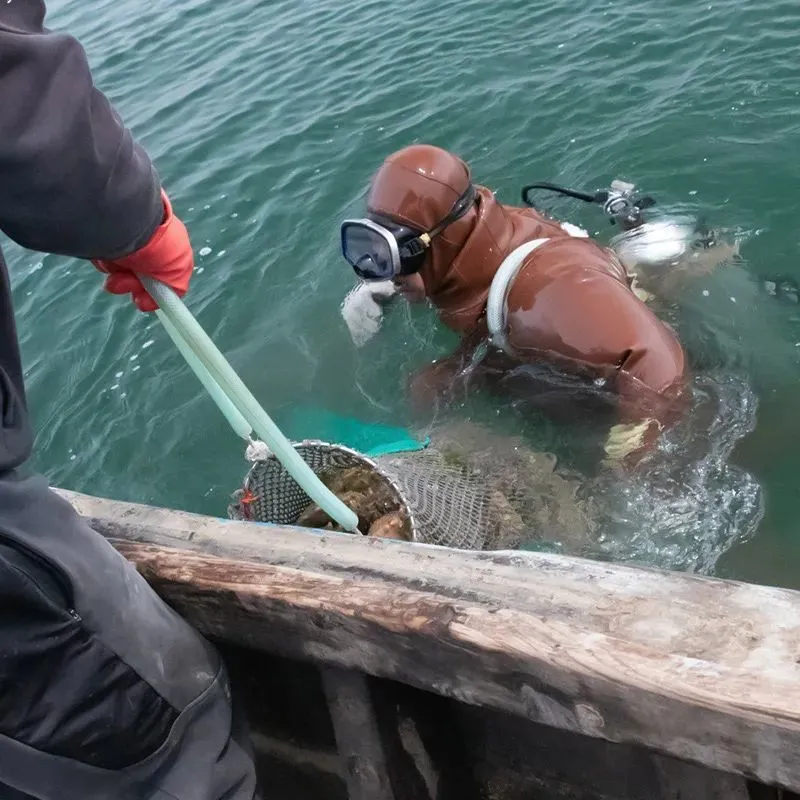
[341,222,397,281]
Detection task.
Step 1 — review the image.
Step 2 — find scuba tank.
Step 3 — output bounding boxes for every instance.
[520,179,716,269]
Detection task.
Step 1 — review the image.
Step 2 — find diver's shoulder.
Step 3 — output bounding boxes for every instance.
[521,235,627,282]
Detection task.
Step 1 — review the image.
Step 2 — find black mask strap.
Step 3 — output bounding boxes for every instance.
[400,183,477,262]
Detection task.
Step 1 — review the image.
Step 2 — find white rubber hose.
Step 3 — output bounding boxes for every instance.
[486,239,549,355]
[155,310,253,440]
[140,277,360,533]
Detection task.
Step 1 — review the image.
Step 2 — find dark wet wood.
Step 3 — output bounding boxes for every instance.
[321,668,396,800]
[60,489,800,794]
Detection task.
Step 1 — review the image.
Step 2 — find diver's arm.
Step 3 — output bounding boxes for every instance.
[408,326,487,414]
[408,358,463,413]
[602,288,688,468]
[507,267,687,468]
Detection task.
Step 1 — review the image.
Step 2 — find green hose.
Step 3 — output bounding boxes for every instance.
[156,310,253,440]
[140,277,359,533]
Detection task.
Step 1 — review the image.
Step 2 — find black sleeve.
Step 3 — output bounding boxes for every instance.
[0,539,178,770]
[0,1,163,260]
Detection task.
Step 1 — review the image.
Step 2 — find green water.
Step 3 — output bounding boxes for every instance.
[8,0,800,586]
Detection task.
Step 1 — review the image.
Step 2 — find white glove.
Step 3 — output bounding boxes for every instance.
[340,280,397,347]
[602,418,661,467]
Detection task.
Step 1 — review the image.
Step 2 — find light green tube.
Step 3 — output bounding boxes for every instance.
[141,277,359,533]
[155,309,253,440]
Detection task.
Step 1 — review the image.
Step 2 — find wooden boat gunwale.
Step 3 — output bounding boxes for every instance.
[58,488,800,797]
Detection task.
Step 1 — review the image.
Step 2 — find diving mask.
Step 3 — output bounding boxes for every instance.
[341,183,476,281]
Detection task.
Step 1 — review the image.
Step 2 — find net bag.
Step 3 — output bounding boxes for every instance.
[227,441,418,536]
[227,440,496,550]
[227,424,598,552]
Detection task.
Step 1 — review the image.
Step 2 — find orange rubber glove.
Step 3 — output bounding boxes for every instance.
[92,190,194,312]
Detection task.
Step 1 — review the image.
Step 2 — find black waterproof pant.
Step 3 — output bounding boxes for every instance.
[0,472,259,799]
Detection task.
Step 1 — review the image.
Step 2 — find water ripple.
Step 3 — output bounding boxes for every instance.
[6,0,798,578]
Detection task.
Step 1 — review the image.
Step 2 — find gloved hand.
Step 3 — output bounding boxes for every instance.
[601,418,662,470]
[340,280,397,347]
[92,190,194,312]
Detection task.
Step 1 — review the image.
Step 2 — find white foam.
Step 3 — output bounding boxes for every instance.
[594,373,762,574]
[199,247,212,257]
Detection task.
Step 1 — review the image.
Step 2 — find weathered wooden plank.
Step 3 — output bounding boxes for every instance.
[650,754,750,800]
[59,489,800,792]
[321,668,396,800]
[456,702,750,800]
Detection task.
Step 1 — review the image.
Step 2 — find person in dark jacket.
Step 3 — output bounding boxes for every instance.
[0,4,259,799]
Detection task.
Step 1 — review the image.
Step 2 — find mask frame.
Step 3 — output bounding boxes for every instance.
[342,183,477,281]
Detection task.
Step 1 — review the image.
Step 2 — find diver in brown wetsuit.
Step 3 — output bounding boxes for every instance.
[340,144,688,466]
